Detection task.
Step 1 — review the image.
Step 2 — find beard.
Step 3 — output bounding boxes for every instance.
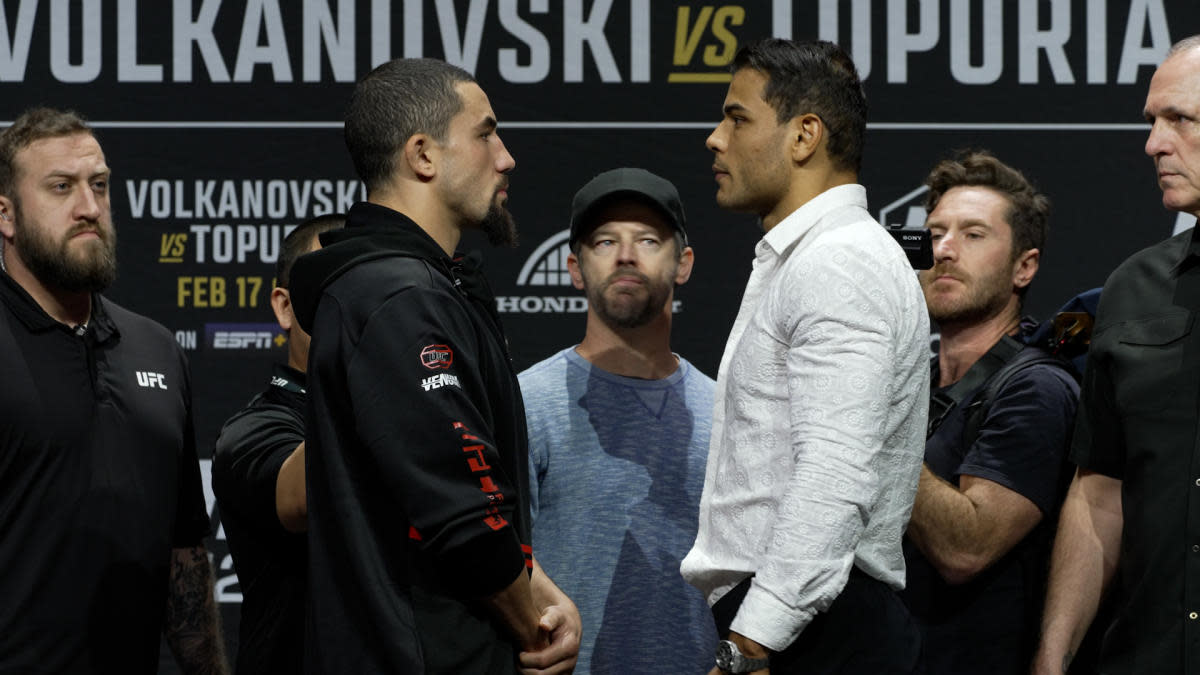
[480,203,518,248]
[921,264,1011,327]
[12,203,117,293]
[585,266,673,330]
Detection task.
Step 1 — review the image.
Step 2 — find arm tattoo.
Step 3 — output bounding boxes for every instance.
[164,546,229,675]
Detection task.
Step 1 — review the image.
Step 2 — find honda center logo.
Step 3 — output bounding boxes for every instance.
[496,229,588,314]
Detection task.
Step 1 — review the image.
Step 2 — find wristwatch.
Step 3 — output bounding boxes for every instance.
[715,639,770,673]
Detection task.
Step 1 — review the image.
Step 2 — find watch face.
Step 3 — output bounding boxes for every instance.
[715,640,735,669]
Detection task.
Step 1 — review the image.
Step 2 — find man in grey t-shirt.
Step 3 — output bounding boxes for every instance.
[520,168,716,674]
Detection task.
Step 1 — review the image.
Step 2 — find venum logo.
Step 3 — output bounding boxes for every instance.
[420,344,454,370]
[496,229,588,315]
[421,373,461,392]
[135,371,167,389]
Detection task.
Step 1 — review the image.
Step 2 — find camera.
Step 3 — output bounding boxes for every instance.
[888,228,933,270]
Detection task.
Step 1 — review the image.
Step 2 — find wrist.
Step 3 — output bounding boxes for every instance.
[730,633,769,659]
[715,638,770,673]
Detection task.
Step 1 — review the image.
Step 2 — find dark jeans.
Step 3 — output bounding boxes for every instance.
[712,569,922,674]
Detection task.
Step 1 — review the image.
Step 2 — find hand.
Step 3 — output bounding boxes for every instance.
[517,603,581,675]
[707,667,769,675]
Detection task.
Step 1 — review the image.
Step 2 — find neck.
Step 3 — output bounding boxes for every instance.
[286,349,306,373]
[574,310,678,379]
[936,305,1022,387]
[762,167,857,232]
[370,187,461,256]
[3,246,92,327]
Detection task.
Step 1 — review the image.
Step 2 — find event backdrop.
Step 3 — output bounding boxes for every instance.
[3,0,1197,668]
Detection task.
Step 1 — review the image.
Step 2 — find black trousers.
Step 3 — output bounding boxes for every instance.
[711,569,922,674]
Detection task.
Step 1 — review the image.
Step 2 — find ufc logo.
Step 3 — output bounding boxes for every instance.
[136,371,167,390]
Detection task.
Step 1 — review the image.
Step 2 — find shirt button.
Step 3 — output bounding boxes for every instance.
[1191,612,1198,620]
[1194,545,1200,553]
[1195,478,1200,487]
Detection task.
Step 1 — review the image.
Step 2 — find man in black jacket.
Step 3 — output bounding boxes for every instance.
[290,58,579,674]
[212,214,343,673]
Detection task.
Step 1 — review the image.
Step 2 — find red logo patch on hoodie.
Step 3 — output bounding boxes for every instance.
[420,344,454,370]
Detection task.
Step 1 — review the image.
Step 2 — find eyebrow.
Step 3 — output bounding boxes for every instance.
[476,116,498,132]
[723,103,747,116]
[927,219,995,231]
[1145,104,1191,121]
[43,167,111,180]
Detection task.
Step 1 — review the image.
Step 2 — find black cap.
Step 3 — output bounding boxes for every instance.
[569,168,688,249]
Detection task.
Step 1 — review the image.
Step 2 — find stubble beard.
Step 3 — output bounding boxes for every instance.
[586,267,672,330]
[13,203,117,293]
[923,267,1012,328]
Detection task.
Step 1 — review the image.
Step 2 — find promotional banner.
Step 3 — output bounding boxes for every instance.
[2,0,1196,668]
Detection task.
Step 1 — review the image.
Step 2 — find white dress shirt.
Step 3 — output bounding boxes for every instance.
[680,184,930,651]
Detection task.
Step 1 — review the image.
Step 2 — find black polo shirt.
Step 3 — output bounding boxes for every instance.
[1072,225,1200,673]
[212,364,307,674]
[0,272,210,673]
[904,351,1078,675]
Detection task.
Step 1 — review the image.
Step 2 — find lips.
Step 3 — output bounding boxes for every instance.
[68,224,104,241]
[606,271,648,290]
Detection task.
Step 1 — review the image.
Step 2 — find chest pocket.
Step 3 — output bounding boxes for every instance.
[1113,310,1193,416]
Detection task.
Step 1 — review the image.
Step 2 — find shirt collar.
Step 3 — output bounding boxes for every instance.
[270,363,307,394]
[759,184,868,260]
[0,271,117,341]
[1171,221,1200,275]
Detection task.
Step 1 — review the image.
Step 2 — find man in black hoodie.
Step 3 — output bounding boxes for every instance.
[289,58,580,674]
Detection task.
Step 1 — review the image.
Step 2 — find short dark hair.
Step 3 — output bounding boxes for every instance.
[0,107,93,199]
[344,58,475,193]
[923,150,1050,259]
[276,214,345,288]
[732,39,867,173]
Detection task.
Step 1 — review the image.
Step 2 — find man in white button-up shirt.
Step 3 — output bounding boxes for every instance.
[680,39,930,675]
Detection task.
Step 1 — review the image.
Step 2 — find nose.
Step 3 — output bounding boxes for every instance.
[74,184,103,222]
[1145,119,1171,158]
[706,121,726,153]
[495,135,516,173]
[616,238,638,265]
[932,231,957,263]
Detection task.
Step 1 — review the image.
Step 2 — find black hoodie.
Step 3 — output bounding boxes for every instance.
[290,202,532,674]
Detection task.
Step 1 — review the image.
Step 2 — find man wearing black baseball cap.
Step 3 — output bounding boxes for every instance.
[568,167,689,249]
[521,167,718,673]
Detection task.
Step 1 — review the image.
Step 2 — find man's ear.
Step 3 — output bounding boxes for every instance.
[270,287,294,332]
[566,251,585,291]
[790,113,824,164]
[403,134,438,180]
[0,196,15,239]
[1012,248,1040,290]
[675,246,695,285]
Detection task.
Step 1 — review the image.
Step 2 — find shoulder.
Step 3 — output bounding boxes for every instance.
[518,349,576,402]
[1096,231,1191,328]
[329,255,452,304]
[213,392,304,468]
[100,296,177,345]
[327,258,468,331]
[988,353,1080,410]
[98,296,188,373]
[678,356,716,391]
[786,215,919,294]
